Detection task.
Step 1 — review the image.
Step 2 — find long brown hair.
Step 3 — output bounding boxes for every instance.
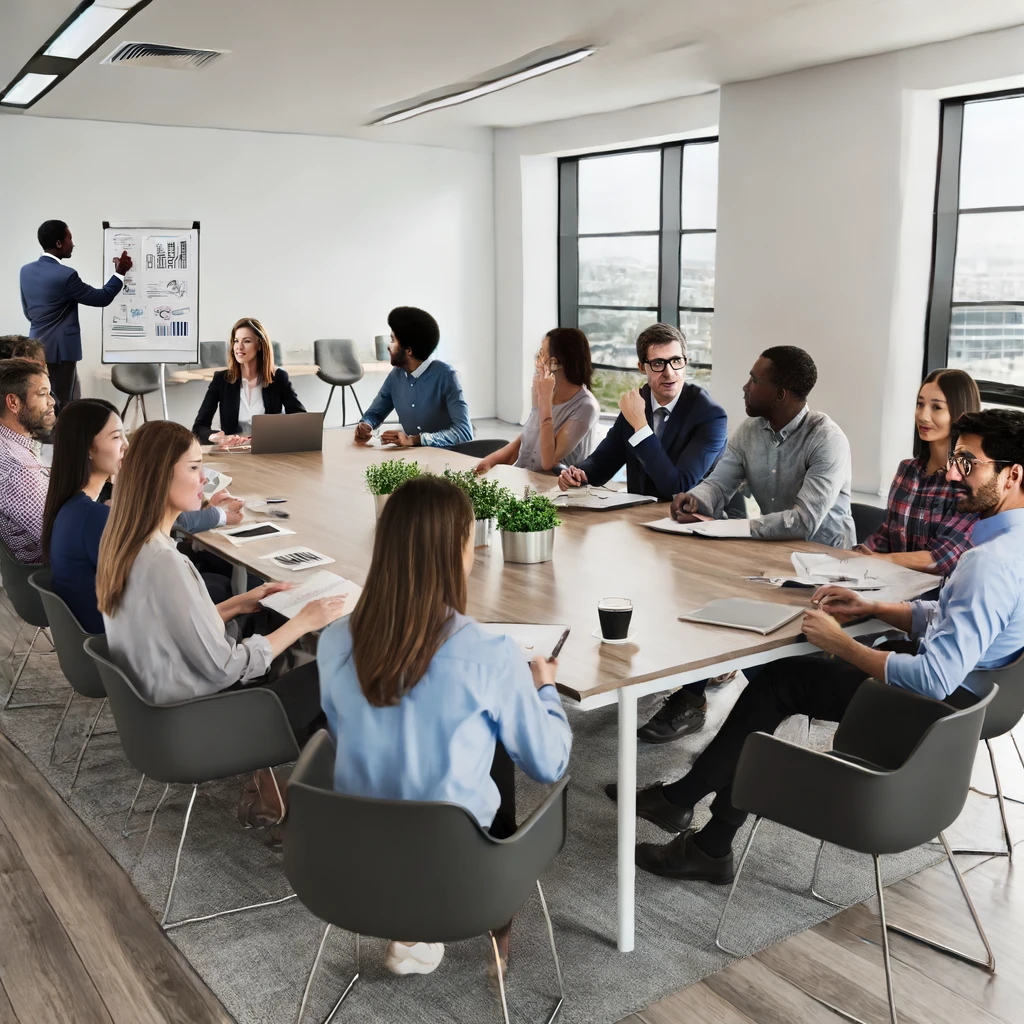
[96,420,196,616]
[225,317,276,386]
[351,476,474,707]
[913,368,981,463]
[546,327,593,389]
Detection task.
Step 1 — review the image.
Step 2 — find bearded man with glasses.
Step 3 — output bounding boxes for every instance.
[558,323,728,500]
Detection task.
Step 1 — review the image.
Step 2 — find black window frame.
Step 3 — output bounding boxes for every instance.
[558,138,719,382]
[926,89,1024,408]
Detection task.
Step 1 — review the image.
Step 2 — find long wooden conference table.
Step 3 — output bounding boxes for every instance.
[194,431,910,953]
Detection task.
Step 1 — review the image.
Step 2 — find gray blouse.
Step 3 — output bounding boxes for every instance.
[103,532,273,704]
[516,387,601,473]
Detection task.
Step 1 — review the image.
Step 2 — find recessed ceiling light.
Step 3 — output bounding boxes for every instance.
[371,46,597,125]
[44,6,128,60]
[0,73,59,106]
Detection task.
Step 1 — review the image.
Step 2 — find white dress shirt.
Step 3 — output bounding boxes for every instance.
[237,379,265,435]
[628,389,682,447]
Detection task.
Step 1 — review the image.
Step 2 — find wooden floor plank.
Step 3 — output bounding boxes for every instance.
[0,979,19,1024]
[0,734,232,1024]
[638,979,758,1023]
[0,814,114,1024]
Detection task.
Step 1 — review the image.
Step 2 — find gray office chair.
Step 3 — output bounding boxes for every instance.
[851,501,887,544]
[446,439,509,458]
[314,340,364,426]
[0,541,59,711]
[272,341,283,365]
[199,341,227,368]
[715,679,997,1024]
[29,571,106,795]
[283,730,568,1024]
[84,635,300,930]
[953,651,1024,860]
[111,363,161,422]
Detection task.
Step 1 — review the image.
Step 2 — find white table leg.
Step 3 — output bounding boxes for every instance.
[617,687,638,952]
[231,562,247,595]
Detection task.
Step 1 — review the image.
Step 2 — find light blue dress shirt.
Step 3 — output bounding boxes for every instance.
[886,507,1024,700]
[359,356,473,448]
[318,613,572,828]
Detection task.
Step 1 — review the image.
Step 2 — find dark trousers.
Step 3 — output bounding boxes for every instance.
[489,742,517,839]
[229,658,326,747]
[47,361,78,408]
[664,653,973,839]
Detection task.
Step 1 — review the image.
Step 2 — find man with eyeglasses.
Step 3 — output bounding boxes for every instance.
[558,323,727,500]
[617,409,1024,884]
[634,345,855,744]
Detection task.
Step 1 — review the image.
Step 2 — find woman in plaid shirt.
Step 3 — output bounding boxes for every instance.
[858,368,980,575]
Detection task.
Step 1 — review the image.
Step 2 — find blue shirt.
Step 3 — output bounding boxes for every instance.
[48,494,225,635]
[887,507,1024,700]
[50,491,109,634]
[360,357,473,448]
[318,613,572,828]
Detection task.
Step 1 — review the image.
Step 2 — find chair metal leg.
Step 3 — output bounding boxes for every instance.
[959,739,1016,857]
[2,621,25,663]
[2,628,63,710]
[351,387,363,417]
[536,880,565,1024]
[810,840,864,909]
[323,385,335,416]
[341,387,347,427]
[49,690,75,763]
[296,924,360,1024]
[885,832,996,973]
[140,394,148,422]
[489,931,512,1024]
[714,816,763,956]
[160,782,298,931]
[120,394,132,420]
[136,782,171,870]
[122,773,148,837]
[66,698,105,798]
[875,856,900,1024]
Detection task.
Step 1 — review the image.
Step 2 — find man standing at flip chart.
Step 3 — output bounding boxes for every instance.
[19,220,133,406]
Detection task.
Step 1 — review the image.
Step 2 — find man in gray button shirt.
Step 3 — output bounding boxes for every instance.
[636,345,855,745]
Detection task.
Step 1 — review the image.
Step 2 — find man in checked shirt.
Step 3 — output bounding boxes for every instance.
[0,358,56,563]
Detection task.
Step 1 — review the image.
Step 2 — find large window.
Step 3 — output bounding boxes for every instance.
[927,92,1024,406]
[558,139,719,412]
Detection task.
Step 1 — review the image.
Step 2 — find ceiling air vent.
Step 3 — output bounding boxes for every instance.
[101,42,227,70]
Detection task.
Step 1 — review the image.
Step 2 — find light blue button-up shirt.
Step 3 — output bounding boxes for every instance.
[359,356,473,447]
[318,613,572,828]
[886,507,1024,700]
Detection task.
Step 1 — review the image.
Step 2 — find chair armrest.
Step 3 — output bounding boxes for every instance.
[490,775,569,881]
[288,728,336,794]
[833,678,952,769]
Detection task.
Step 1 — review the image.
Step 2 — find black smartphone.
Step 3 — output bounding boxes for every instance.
[229,524,280,539]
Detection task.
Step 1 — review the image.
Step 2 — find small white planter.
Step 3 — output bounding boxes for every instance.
[373,493,390,518]
[500,528,555,564]
[474,517,497,547]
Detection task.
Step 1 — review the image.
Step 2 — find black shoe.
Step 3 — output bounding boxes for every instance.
[604,782,694,834]
[635,830,735,883]
[637,689,707,744]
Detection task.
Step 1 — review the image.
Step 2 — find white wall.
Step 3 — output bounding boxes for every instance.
[494,24,1024,494]
[0,115,495,428]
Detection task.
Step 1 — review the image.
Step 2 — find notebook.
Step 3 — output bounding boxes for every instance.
[679,598,804,635]
[551,490,658,511]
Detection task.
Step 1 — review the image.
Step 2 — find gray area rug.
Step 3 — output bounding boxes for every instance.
[1,608,1018,1024]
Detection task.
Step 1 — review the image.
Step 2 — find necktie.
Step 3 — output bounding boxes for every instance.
[654,407,667,439]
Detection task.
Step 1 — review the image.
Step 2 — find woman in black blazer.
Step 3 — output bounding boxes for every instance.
[192,317,305,445]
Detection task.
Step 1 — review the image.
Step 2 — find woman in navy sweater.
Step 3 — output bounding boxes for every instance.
[191,317,305,445]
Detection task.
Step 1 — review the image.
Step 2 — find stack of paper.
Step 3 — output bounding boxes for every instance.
[643,516,751,538]
[259,570,362,619]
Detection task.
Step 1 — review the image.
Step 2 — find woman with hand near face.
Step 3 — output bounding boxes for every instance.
[192,317,305,447]
[474,328,600,475]
[858,368,980,575]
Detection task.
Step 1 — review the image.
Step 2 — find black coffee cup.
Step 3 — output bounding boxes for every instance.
[598,597,633,641]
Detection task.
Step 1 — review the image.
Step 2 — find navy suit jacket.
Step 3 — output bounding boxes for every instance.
[576,382,728,500]
[20,256,123,363]
[192,369,305,442]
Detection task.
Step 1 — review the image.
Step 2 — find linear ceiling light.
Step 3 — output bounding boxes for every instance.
[0,73,60,106]
[0,0,153,108]
[371,46,597,125]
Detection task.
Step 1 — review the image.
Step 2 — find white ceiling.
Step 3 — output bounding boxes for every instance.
[3,0,1024,148]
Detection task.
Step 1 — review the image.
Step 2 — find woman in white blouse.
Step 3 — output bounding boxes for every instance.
[97,419,345,821]
[192,317,305,447]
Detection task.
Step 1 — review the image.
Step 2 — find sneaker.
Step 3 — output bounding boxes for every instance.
[385,941,445,976]
[637,690,707,744]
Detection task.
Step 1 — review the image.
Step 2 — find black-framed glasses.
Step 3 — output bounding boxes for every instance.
[947,454,1010,477]
[643,356,686,372]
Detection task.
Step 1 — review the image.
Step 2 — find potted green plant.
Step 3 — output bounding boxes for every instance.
[496,488,562,564]
[443,469,513,546]
[365,458,420,517]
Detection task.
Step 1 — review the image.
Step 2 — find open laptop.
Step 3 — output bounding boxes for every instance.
[250,412,324,455]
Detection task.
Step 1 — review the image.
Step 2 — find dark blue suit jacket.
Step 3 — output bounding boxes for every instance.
[576,382,728,500]
[20,256,124,363]
[192,369,305,442]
